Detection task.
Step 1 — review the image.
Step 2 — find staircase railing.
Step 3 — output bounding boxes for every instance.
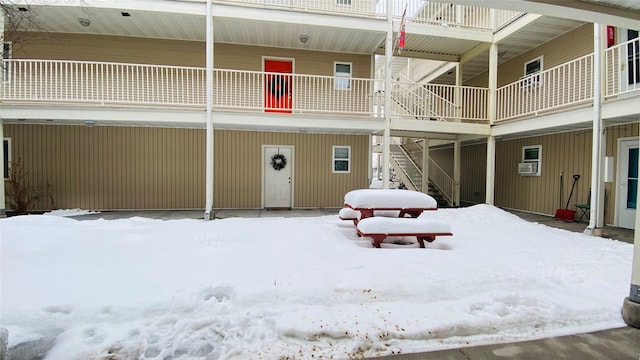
[390,143,423,191]
[428,158,456,206]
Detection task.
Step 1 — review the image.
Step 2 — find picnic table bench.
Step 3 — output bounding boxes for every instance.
[357,217,452,248]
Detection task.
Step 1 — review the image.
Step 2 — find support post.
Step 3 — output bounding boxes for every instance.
[485,43,498,205]
[455,63,462,122]
[204,0,214,220]
[586,24,604,234]
[453,141,461,206]
[422,139,429,194]
[486,136,496,205]
[382,0,393,189]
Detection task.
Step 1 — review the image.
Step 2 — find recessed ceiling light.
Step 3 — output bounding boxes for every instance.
[121,12,131,17]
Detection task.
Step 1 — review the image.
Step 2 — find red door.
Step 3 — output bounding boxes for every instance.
[264,59,292,113]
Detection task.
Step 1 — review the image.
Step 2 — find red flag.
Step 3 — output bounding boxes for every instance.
[397,6,407,53]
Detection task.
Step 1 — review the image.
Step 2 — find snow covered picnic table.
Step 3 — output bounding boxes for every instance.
[343,189,450,248]
[343,189,438,222]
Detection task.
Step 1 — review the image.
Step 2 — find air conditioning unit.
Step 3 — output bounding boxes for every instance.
[518,162,537,175]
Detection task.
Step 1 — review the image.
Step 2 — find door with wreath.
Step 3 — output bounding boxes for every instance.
[263,146,293,209]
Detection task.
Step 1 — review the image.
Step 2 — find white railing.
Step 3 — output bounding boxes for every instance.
[496,53,594,121]
[217,0,522,31]
[392,79,488,122]
[605,36,640,98]
[1,59,380,116]
[1,59,206,106]
[429,158,455,206]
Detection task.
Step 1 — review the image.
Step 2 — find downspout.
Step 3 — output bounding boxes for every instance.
[586,23,603,233]
[382,0,393,189]
[204,0,214,220]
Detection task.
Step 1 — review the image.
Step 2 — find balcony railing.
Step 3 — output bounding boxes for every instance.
[496,53,594,121]
[217,0,523,31]
[496,36,639,122]
[0,59,383,116]
[392,77,489,122]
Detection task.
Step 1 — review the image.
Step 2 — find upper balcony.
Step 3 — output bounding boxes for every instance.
[1,35,638,132]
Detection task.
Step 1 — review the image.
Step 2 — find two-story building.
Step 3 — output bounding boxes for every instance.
[1,0,639,230]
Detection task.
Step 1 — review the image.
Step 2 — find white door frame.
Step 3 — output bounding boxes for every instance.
[615,136,639,229]
[262,145,294,208]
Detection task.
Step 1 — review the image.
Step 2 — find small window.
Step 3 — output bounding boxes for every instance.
[3,42,11,82]
[522,145,541,176]
[3,138,11,179]
[333,146,350,173]
[334,62,351,90]
[337,0,352,5]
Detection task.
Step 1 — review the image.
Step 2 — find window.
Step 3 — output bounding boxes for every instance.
[337,0,352,5]
[334,62,352,90]
[3,42,11,82]
[3,138,10,179]
[521,56,543,87]
[333,146,350,173]
[522,145,541,176]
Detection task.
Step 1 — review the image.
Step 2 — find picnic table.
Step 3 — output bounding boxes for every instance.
[342,189,450,248]
[344,189,438,221]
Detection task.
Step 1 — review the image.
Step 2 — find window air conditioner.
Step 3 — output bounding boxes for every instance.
[518,162,537,175]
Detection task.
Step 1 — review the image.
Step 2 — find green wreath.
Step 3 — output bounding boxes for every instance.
[271,153,287,171]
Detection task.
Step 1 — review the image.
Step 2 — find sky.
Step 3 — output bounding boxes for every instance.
[0,204,633,359]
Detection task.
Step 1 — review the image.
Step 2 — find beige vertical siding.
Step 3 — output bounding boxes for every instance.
[4,125,368,210]
[495,131,593,216]
[213,130,370,208]
[465,23,594,87]
[491,123,639,224]
[11,33,371,78]
[4,124,206,210]
[429,143,486,205]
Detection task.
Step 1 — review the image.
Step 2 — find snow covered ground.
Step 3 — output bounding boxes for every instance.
[0,205,633,359]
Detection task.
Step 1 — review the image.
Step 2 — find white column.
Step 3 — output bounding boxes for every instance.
[204,0,214,219]
[586,24,603,233]
[486,136,496,205]
[485,43,498,206]
[382,0,393,189]
[454,141,461,206]
[0,13,5,217]
[488,43,498,125]
[422,139,429,194]
[455,63,462,122]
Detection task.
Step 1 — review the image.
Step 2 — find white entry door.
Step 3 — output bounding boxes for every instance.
[617,138,639,229]
[264,146,293,208]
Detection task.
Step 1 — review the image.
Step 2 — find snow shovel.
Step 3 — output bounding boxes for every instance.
[555,174,580,221]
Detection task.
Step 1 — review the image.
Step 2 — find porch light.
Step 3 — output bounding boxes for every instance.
[83,120,96,127]
[78,18,91,27]
[299,34,309,43]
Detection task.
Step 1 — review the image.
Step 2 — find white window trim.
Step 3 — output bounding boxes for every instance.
[522,145,542,176]
[523,56,543,76]
[334,61,352,91]
[332,145,351,173]
[3,137,11,180]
